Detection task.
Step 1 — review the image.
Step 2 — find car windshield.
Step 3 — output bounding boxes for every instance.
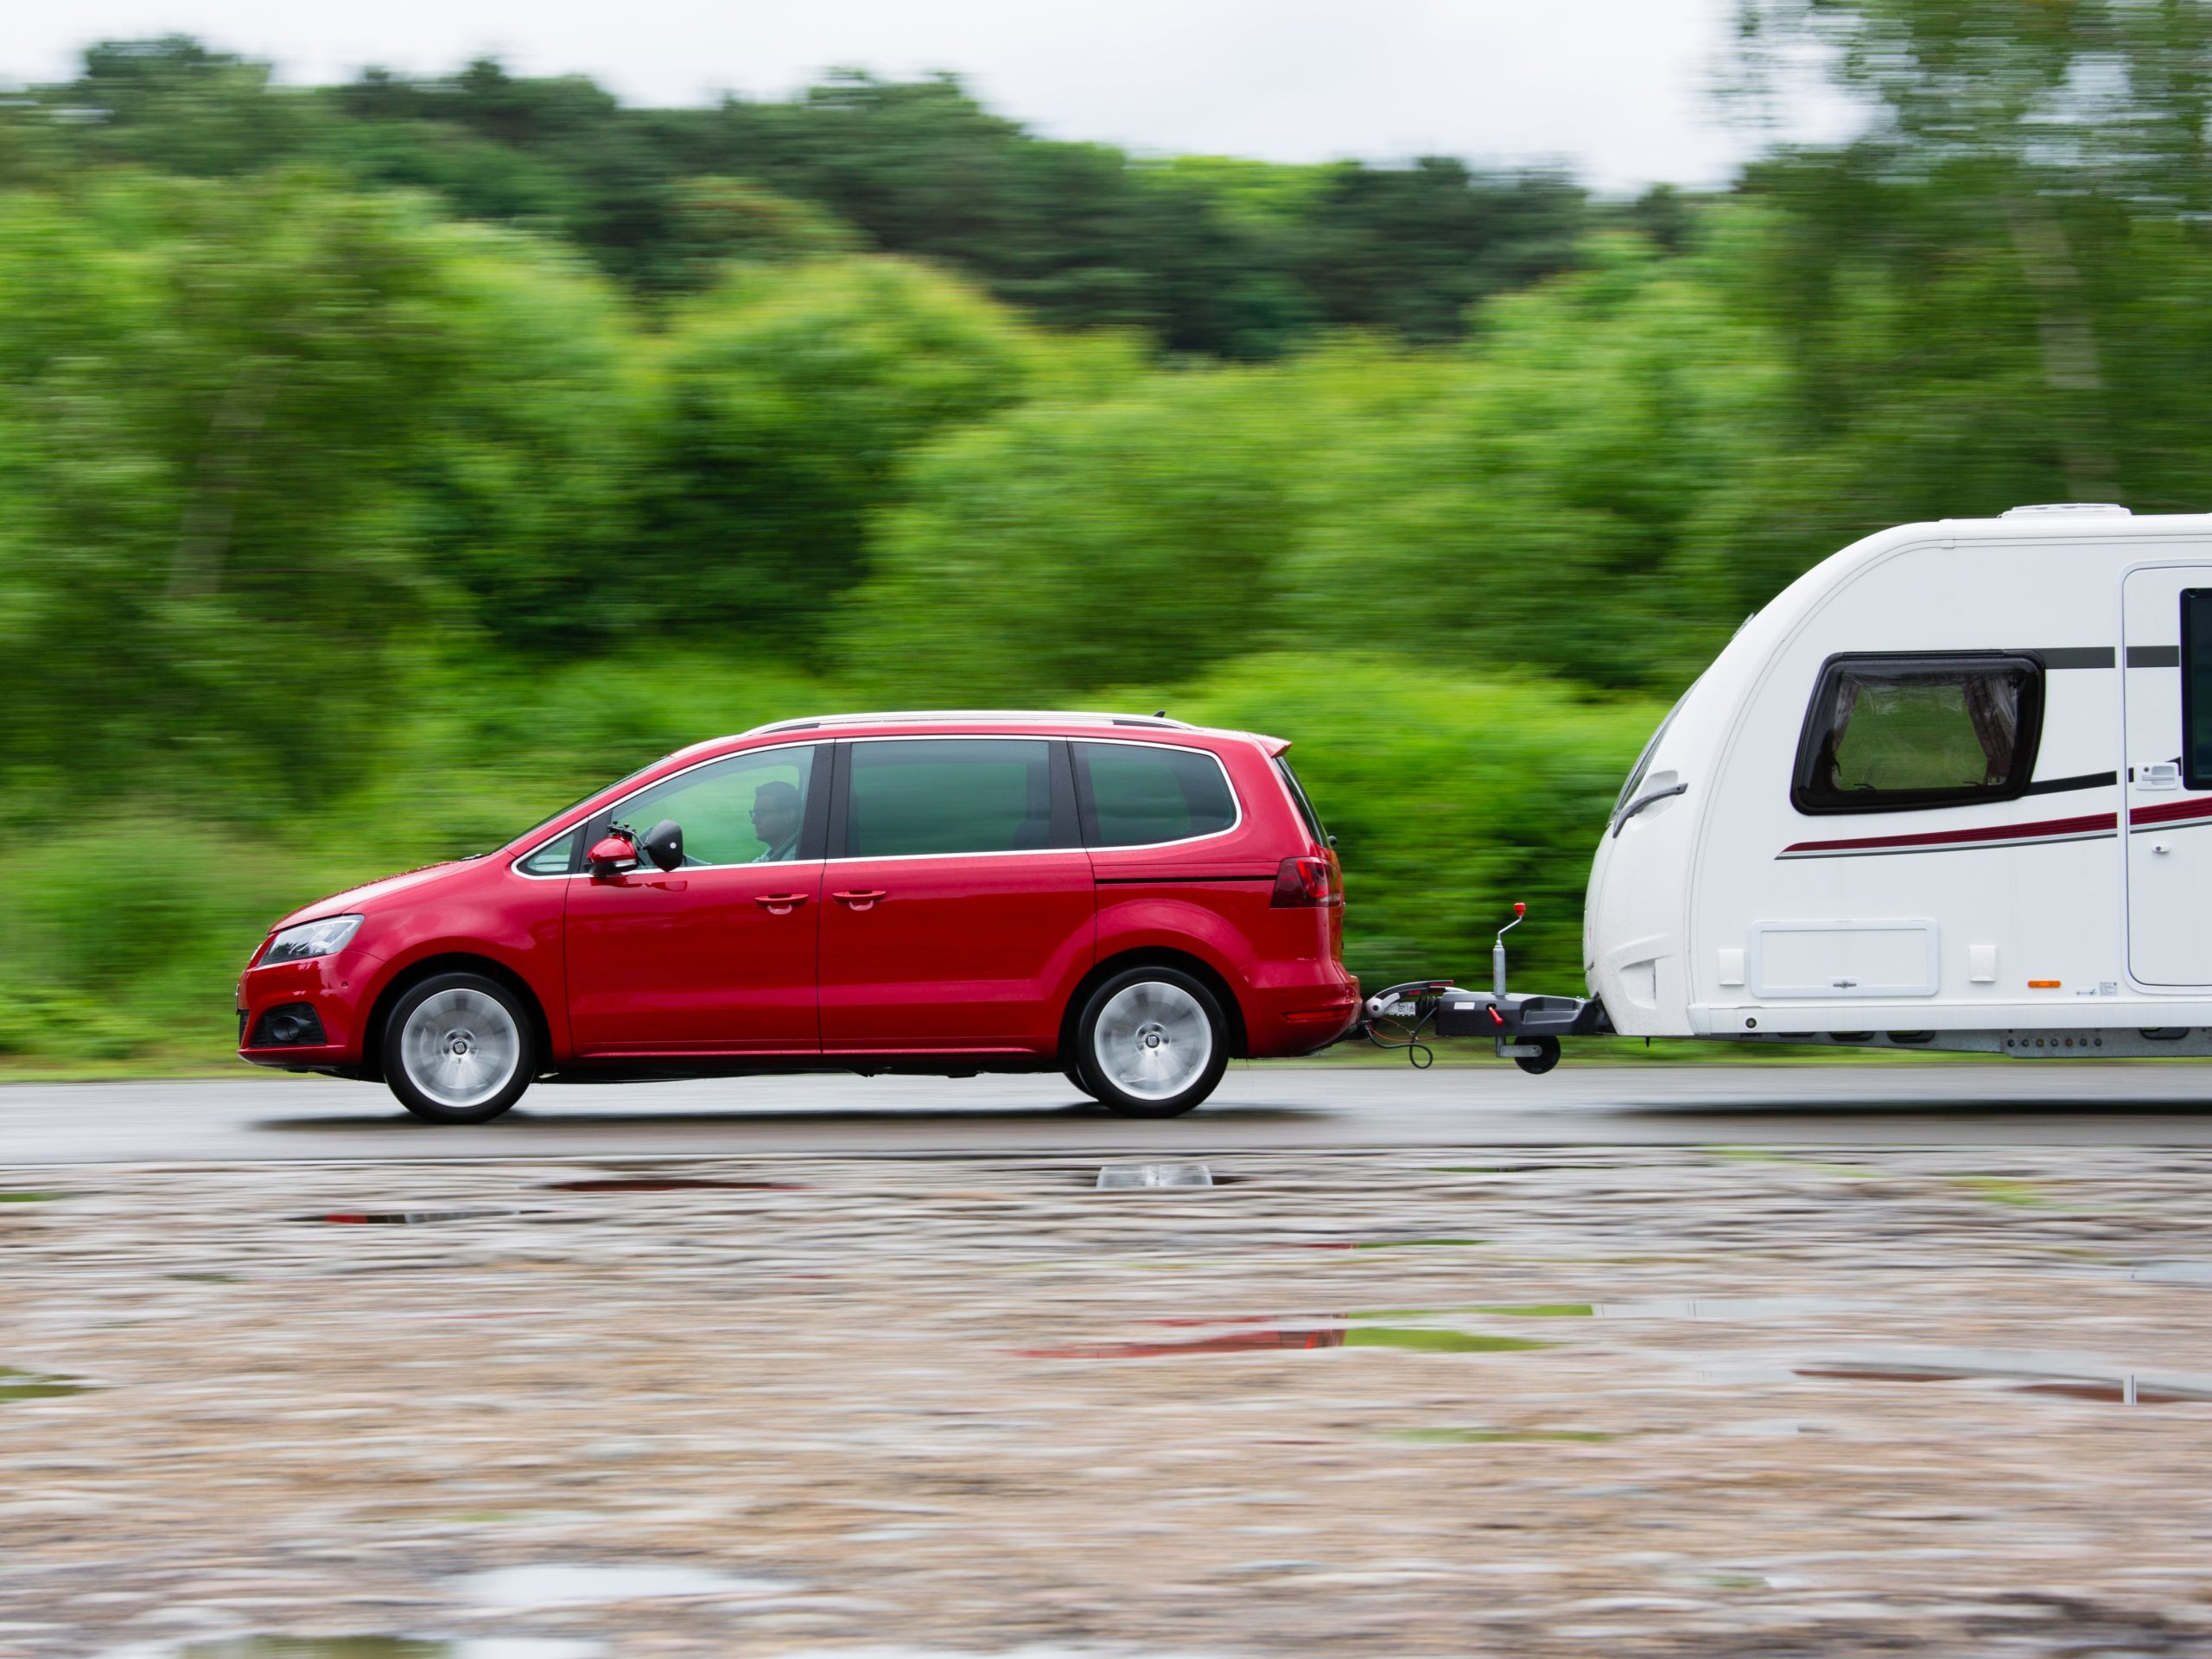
[500,756,670,853]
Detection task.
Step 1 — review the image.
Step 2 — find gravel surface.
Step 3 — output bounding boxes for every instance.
[6,1146,2212,1656]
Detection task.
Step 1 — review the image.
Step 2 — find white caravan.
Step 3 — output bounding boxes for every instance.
[1395,504,2212,1064]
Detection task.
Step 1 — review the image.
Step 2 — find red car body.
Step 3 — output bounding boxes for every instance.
[237,714,1359,1104]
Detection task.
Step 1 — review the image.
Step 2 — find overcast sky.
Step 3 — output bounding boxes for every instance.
[10,0,1859,193]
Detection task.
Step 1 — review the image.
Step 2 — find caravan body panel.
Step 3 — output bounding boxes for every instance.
[1586,512,2212,1039]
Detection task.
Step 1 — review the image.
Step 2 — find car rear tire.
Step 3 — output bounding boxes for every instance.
[383,972,534,1124]
[1064,1066,1099,1102]
[1076,967,1229,1118]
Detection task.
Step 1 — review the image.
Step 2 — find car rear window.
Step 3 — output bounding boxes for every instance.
[845,738,1058,856]
[1076,741,1238,847]
[1272,755,1328,845]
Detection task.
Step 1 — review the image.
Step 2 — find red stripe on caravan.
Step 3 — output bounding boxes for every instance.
[1779,793,2212,858]
[1783,808,2118,857]
[2128,794,2212,827]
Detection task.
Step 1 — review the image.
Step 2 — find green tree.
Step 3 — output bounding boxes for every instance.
[0,169,639,807]
[632,257,1048,653]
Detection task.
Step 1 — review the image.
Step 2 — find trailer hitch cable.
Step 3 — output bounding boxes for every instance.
[1363,980,1454,1069]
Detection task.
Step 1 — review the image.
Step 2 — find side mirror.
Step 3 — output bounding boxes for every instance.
[588,833,638,875]
[639,818,684,873]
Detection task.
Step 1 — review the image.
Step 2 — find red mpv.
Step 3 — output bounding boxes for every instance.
[238,713,1360,1122]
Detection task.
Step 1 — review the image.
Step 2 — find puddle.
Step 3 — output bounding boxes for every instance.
[2133,1262,2212,1286]
[1951,1176,2055,1207]
[1383,1427,1616,1444]
[548,1179,788,1195]
[304,1211,530,1225]
[1025,1327,1548,1360]
[1796,1357,2212,1406]
[129,1640,600,1658]
[1170,1298,1852,1324]
[1290,1237,1487,1250]
[1096,1163,1213,1189]
[0,1366,91,1402]
[453,1562,797,1609]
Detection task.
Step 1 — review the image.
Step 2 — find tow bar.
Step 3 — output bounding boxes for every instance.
[1358,903,1610,1075]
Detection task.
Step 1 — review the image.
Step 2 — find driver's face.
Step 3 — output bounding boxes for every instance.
[751,798,799,844]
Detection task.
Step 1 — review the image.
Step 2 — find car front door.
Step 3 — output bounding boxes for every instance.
[564,743,829,1055]
[817,736,1095,1054]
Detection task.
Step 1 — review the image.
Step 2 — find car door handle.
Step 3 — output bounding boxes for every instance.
[832,889,887,911]
[755,893,811,914]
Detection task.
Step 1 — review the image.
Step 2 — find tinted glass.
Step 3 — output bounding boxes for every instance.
[1078,742,1238,847]
[846,739,1054,857]
[615,747,817,866]
[2185,590,2212,788]
[1795,656,2041,812]
[517,827,581,876]
[1273,756,1328,844]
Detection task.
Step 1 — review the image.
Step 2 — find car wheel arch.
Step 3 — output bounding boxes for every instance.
[1059,947,1249,1064]
[365,953,554,1083]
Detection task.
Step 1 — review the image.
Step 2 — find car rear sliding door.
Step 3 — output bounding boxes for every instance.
[816,737,1094,1054]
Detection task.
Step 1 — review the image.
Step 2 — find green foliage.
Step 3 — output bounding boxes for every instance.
[633,257,1049,649]
[6,41,1591,356]
[1166,656,1662,991]
[0,169,640,807]
[11,16,2212,1063]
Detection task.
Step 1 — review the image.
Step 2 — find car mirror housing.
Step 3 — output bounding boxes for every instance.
[588,833,638,874]
[639,818,684,872]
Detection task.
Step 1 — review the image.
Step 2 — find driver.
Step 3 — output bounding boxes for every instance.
[749,780,804,862]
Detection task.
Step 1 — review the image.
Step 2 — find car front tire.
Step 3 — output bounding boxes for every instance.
[383,971,535,1124]
[1075,966,1230,1118]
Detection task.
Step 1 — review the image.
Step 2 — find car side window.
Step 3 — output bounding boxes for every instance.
[517,827,582,876]
[1792,653,2044,814]
[614,747,819,866]
[843,739,1058,856]
[1076,741,1238,846]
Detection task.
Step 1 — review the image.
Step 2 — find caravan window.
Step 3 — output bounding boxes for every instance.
[1791,653,2044,815]
[2183,590,2212,789]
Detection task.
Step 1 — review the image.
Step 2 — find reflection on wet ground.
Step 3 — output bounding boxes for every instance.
[303,1210,531,1225]
[1026,1325,1550,1359]
[137,1639,601,1658]
[1797,1356,2212,1405]
[451,1562,797,1609]
[0,1363,88,1402]
[1383,1427,1618,1444]
[544,1178,803,1192]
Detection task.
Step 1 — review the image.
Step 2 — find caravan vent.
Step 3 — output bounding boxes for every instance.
[2000,502,2132,518]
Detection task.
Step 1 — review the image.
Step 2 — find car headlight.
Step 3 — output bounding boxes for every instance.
[260,915,364,964]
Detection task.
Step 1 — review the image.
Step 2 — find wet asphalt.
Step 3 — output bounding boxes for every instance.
[6,1060,2212,1164]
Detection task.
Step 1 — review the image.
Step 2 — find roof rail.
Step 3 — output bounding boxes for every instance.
[743,709,1197,736]
[1999,502,2132,518]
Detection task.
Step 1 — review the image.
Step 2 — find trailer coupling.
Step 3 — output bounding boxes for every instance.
[1358,903,1611,1074]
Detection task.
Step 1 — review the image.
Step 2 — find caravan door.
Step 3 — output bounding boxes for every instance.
[2122,564,2212,987]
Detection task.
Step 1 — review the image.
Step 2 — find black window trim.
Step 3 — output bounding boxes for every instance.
[826,735,1081,861]
[1071,737,1245,850]
[1789,650,2047,817]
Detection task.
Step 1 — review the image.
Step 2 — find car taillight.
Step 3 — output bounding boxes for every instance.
[1270,854,1342,908]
